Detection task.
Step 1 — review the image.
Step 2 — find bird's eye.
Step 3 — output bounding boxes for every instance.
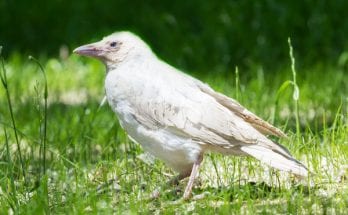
[110,42,117,47]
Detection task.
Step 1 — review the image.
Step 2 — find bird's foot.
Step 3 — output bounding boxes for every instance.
[183,191,191,200]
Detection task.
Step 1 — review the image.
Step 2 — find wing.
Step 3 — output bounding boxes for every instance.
[132,91,252,149]
[127,66,288,156]
[194,81,287,138]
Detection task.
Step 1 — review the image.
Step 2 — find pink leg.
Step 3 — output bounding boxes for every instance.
[183,155,203,200]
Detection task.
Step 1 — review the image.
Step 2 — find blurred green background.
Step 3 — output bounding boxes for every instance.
[1,0,348,73]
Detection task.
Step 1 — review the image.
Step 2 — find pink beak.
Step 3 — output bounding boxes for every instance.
[73,42,102,57]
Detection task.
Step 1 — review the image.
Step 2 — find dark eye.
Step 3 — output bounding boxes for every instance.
[110,42,117,47]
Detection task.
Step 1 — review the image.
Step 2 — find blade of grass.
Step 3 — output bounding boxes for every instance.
[4,127,18,209]
[235,66,240,101]
[209,154,222,187]
[29,56,48,175]
[0,47,26,180]
[288,38,301,144]
[273,80,292,124]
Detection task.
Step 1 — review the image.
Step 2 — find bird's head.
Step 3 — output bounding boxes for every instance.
[74,31,154,68]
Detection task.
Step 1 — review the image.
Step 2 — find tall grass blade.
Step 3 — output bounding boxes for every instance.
[235,66,240,100]
[0,47,26,179]
[273,80,292,124]
[29,56,48,175]
[4,127,18,209]
[288,38,301,144]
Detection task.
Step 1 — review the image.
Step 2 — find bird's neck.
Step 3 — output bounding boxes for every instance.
[105,62,118,72]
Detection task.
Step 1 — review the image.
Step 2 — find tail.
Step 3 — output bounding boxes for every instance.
[241,145,308,177]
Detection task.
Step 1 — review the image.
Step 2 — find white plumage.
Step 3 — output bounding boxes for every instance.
[74,31,308,199]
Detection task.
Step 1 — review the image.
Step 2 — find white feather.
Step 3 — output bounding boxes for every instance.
[241,145,308,177]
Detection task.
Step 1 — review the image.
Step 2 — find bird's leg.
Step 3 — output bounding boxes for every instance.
[183,155,203,200]
[151,155,203,200]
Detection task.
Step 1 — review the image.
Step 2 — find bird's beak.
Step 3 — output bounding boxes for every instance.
[73,42,102,57]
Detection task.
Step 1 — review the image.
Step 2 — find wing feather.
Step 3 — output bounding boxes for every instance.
[194,81,287,138]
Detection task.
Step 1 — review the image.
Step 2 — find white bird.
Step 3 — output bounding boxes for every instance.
[74,32,308,199]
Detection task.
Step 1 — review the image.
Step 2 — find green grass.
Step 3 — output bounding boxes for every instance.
[0,52,347,214]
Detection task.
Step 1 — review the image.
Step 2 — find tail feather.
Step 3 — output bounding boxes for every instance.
[241,145,308,177]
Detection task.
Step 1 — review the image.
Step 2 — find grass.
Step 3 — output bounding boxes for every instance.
[0,50,347,214]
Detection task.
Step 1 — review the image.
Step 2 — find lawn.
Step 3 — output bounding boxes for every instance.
[0,49,347,214]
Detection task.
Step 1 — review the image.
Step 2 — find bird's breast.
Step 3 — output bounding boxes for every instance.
[104,70,203,172]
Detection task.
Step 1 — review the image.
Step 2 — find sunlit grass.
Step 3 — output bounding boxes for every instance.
[0,53,347,214]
